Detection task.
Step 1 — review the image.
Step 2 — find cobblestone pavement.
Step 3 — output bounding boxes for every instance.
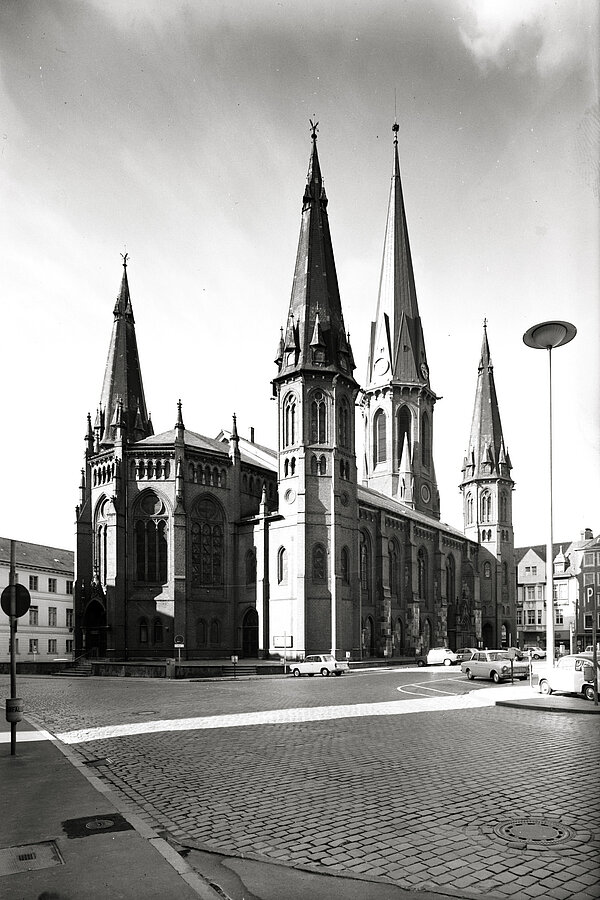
[5,673,600,900]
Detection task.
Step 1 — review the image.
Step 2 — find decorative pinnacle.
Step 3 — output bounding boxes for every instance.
[309,118,319,141]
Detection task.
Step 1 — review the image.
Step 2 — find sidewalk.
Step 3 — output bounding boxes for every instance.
[1,691,596,900]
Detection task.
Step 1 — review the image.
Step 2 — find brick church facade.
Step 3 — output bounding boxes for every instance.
[74,124,516,661]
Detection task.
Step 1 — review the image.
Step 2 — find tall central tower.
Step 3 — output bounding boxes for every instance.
[363,123,439,518]
[271,123,360,656]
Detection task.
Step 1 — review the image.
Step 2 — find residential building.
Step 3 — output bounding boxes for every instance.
[579,531,600,651]
[0,538,74,661]
[74,124,517,661]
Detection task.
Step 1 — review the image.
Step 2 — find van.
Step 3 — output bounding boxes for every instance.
[538,654,598,702]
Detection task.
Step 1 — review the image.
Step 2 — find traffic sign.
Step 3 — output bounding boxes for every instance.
[174,634,184,649]
[1,584,31,618]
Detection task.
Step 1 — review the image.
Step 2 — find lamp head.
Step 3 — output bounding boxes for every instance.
[523,320,577,350]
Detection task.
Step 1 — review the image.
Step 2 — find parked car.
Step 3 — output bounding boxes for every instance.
[507,647,525,660]
[585,645,599,653]
[289,654,349,677]
[522,645,546,660]
[455,647,478,663]
[538,654,598,701]
[416,648,458,667]
[461,650,529,683]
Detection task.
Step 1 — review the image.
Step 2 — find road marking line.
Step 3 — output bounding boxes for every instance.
[55,686,537,745]
[0,730,53,743]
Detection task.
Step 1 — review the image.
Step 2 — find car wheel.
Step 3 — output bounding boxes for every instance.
[583,685,595,701]
[443,658,452,667]
[334,670,342,676]
[417,659,426,667]
[539,679,552,695]
[465,669,474,680]
[320,667,330,677]
[292,668,301,677]
[492,671,501,684]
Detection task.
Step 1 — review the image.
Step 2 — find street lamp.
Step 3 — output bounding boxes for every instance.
[523,321,577,665]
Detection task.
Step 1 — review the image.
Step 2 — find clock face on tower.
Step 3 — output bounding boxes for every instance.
[374,357,390,377]
[420,483,431,504]
[420,363,429,380]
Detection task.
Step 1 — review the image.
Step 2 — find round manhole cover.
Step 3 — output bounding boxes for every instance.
[85,819,115,831]
[495,818,573,847]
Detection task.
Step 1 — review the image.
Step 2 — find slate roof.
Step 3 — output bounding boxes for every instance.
[0,538,74,573]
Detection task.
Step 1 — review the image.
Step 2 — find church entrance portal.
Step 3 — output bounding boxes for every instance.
[83,599,107,656]
[242,608,259,658]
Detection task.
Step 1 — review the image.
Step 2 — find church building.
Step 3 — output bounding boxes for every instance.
[74,124,516,661]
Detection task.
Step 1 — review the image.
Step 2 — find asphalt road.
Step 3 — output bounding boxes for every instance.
[2,666,599,900]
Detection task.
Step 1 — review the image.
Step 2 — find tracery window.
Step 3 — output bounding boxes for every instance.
[341,546,350,584]
[94,498,109,584]
[500,493,508,522]
[389,540,399,598]
[312,543,326,581]
[481,491,492,523]
[373,409,386,465]
[445,555,456,603]
[191,497,224,586]
[466,493,474,524]
[283,394,297,448]
[310,391,327,443]
[484,561,491,578]
[360,532,371,598]
[245,549,256,585]
[134,492,168,583]
[338,397,350,448]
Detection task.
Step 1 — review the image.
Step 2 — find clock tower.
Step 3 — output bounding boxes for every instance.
[362,123,439,518]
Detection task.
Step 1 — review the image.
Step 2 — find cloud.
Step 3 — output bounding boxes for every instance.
[456,0,597,76]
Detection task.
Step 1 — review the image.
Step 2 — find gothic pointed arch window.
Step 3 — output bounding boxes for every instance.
[397,406,411,465]
[191,497,224,587]
[134,491,168,583]
[338,397,350,448]
[138,618,149,644]
[341,546,350,584]
[389,540,399,598]
[373,409,386,465]
[445,555,456,603]
[500,493,508,522]
[94,498,109,585]
[283,393,297,448]
[153,618,164,645]
[277,547,288,585]
[483,561,491,578]
[312,543,326,581]
[421,413,431,467]
[245,548,256,585]
[360,531,371,599]
[466,493,474,524]
[196,618,207,647]
[417,547,428,599]
[310,390,327,443]
[481,491,492,523]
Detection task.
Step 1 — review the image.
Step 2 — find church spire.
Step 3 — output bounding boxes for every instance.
[98,255,151,446]
[274,123,356,384]
[461,320,512,485]
[366,121,429,388]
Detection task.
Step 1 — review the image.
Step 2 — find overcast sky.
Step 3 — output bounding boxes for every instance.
[1,0,598,553]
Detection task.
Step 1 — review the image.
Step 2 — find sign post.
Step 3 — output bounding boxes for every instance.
[231,655,238,679]
[174,635,184,674]
[1,541,31,756]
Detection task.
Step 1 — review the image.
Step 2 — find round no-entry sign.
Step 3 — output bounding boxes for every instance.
[1,584,31,618]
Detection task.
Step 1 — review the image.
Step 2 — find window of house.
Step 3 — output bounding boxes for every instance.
[525,566,530,574]
[531,566,537,576]
[66,609,74,629]
[583,573,595,585]
[310,391,327,443]
[584,552,595,566]
[29,575,38,591]
[29,639,38,654]
[527,610,535,625]
[48,639,57,654]
[66,639,73,654]
[537,609,543,625]
[516,610,523,626]
[537,585,544,600]
[584,614,592,629]
[526,586,535,600]
[48,607,57,627]
[555,609,563,626]
[277,547,288,585]
[373,409,386,465]
[29,606,38,626]
[191,497,223,587]
[48,578,57,593]
[66,580,74,595]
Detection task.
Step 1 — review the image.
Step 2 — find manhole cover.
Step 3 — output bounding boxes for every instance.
[85,819,115,830]
[495,818,573,849]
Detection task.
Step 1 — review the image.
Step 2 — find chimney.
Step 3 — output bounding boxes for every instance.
[250,427,255,443]
[584,527,593,540]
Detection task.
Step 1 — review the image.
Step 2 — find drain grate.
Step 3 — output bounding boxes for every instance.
[494,818,574,850]
[62,813,134,839]
[0,841,64,876]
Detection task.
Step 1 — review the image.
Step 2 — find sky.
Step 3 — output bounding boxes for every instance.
[0,0,598,553]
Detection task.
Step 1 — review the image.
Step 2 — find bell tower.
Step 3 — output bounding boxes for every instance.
[363,123,439,518]
[272,123,360,657]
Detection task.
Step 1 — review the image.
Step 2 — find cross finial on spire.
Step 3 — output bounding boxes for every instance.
[121,251,129,268]
[483,317,488,330]
[309,119,319,141]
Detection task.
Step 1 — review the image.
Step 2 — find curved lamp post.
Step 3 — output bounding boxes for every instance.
[523,321,577,664]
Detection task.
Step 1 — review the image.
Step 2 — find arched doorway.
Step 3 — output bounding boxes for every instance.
[241,608,259,658]
[362,616,375,658]
[83,599,107,656]
[482,622,494,649]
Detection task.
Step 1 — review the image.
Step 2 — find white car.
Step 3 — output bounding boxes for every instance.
[290,654,349,677]
[423,648,458,667]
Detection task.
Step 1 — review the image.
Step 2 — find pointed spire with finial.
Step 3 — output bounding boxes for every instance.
[175,399,185,443]
[229,412,241,463]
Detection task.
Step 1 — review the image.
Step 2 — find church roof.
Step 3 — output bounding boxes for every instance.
[0,537,74,572]
[366,122,430,389]
[133,429,277,470]
[274,123,356,384]
[98,257,151,445]
[357,484,468,541]
[461,322,512,485]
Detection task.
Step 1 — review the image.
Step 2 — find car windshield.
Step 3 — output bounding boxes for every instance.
[488,652,510,661]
